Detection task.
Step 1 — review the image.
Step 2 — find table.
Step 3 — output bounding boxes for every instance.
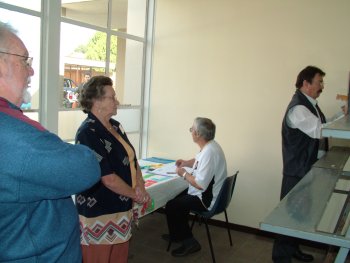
[136,158,189,218]
[260,147,350,263]
[322,115,350,139]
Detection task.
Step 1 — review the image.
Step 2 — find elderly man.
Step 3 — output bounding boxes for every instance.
[164,117,227,257]
[0,22,101,262]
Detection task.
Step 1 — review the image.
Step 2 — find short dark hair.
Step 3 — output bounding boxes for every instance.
[193,117,216,141]
[79,75,113,113]
[295,66,325,89]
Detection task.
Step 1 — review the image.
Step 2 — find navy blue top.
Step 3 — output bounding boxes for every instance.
[75,113,137,217]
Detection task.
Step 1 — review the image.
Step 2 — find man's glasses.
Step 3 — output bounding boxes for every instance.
[189,127,194,132]
[0,51,33,67]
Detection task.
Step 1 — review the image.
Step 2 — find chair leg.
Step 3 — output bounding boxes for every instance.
[167,241,172,252]
[204,219,216,263]
[191,214,198,230]
[224,210,233,246]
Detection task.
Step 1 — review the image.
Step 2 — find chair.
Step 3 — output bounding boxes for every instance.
[167,171,239,263]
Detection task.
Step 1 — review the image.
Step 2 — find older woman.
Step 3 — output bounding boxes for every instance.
[165,117,227,257]
[75,76,150,263]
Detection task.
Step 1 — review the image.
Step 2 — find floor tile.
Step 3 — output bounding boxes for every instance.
[129,211,350,263]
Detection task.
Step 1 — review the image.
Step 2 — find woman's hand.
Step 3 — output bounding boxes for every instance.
[134,186,151,204]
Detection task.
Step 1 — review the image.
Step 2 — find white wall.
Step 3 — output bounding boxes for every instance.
[148,0,350,228]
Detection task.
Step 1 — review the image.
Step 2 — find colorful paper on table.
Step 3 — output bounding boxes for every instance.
[139,160,164,172]
[142,173,155,179]
[150,162,177,176]
[139,159,162,170]
[144,175,171,187]
[143,157,175,164]
[136,158,189,218]
[144,180,158,187]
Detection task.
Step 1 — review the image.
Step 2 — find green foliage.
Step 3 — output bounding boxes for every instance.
[74,32,117,63]
[75,44,87,53]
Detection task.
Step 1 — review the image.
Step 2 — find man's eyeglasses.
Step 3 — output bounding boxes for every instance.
[189,127,194,132]
[0,51,33,67]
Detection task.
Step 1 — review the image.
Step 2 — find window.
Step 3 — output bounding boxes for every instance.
[0,0,154,158]
[0,0,41,12]
[59,0,151,157]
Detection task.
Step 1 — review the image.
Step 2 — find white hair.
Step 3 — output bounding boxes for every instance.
[0,21,18,51]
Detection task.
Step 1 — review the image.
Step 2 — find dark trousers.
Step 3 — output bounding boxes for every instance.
[272,175,302,263]
[165,189,207,242]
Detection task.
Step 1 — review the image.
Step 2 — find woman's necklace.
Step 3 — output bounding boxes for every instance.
[103,121,113,131]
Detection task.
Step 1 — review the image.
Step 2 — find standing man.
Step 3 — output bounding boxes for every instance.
[77,72,91,95]
[76,72,91,108]
[0,22,101,262]
[272,66,328,263]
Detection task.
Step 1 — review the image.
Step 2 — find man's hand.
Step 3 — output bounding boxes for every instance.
[175,159,186,167]
[342,104,348,115]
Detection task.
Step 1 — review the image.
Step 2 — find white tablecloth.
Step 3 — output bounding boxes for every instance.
[137,159,189,217]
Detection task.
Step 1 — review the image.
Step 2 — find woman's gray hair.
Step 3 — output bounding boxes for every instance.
[193,117,216,141]
[79,75,113,113]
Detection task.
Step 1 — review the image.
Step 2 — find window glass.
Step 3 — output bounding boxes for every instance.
[61,0,108,28]
[58,1,147,152]
[111,0,147,37]
[0,8,41,111]
[60,23,104,109]
[127,133,140,157]
[24,112,38,122]
[0,0,41,12]
[112,108,141,133]
[61,0,146,37]
[58,107,141,143]
[113,109,141,157]
[109,37,143,105]
[58,111,86,141]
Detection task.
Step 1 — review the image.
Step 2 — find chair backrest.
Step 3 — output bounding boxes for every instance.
[200,171,238,218]
[214,171,238,214]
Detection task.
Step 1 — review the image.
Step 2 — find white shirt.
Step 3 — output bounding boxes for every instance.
[286,92,345,158]
[188,140,227,210]
[286,92,323,139]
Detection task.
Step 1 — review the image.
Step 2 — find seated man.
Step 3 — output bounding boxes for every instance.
[164,117,228,257]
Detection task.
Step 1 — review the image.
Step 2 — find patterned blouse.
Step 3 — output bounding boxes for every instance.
[75,112,137,245]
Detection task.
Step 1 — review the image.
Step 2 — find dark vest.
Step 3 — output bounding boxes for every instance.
[282,90,327,178]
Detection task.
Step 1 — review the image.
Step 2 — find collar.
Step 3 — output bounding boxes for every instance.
[300,91,317,106]
[0,97,21,111]
[0,96,45,131]
[87,112,120,132]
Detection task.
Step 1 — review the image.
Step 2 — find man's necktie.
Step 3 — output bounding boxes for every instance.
[315,103,326,124]
[315,103,328,151]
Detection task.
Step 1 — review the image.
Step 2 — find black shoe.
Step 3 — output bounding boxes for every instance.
[161,234,180,243]
[171,239,201,257]
[293,249,314,262]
